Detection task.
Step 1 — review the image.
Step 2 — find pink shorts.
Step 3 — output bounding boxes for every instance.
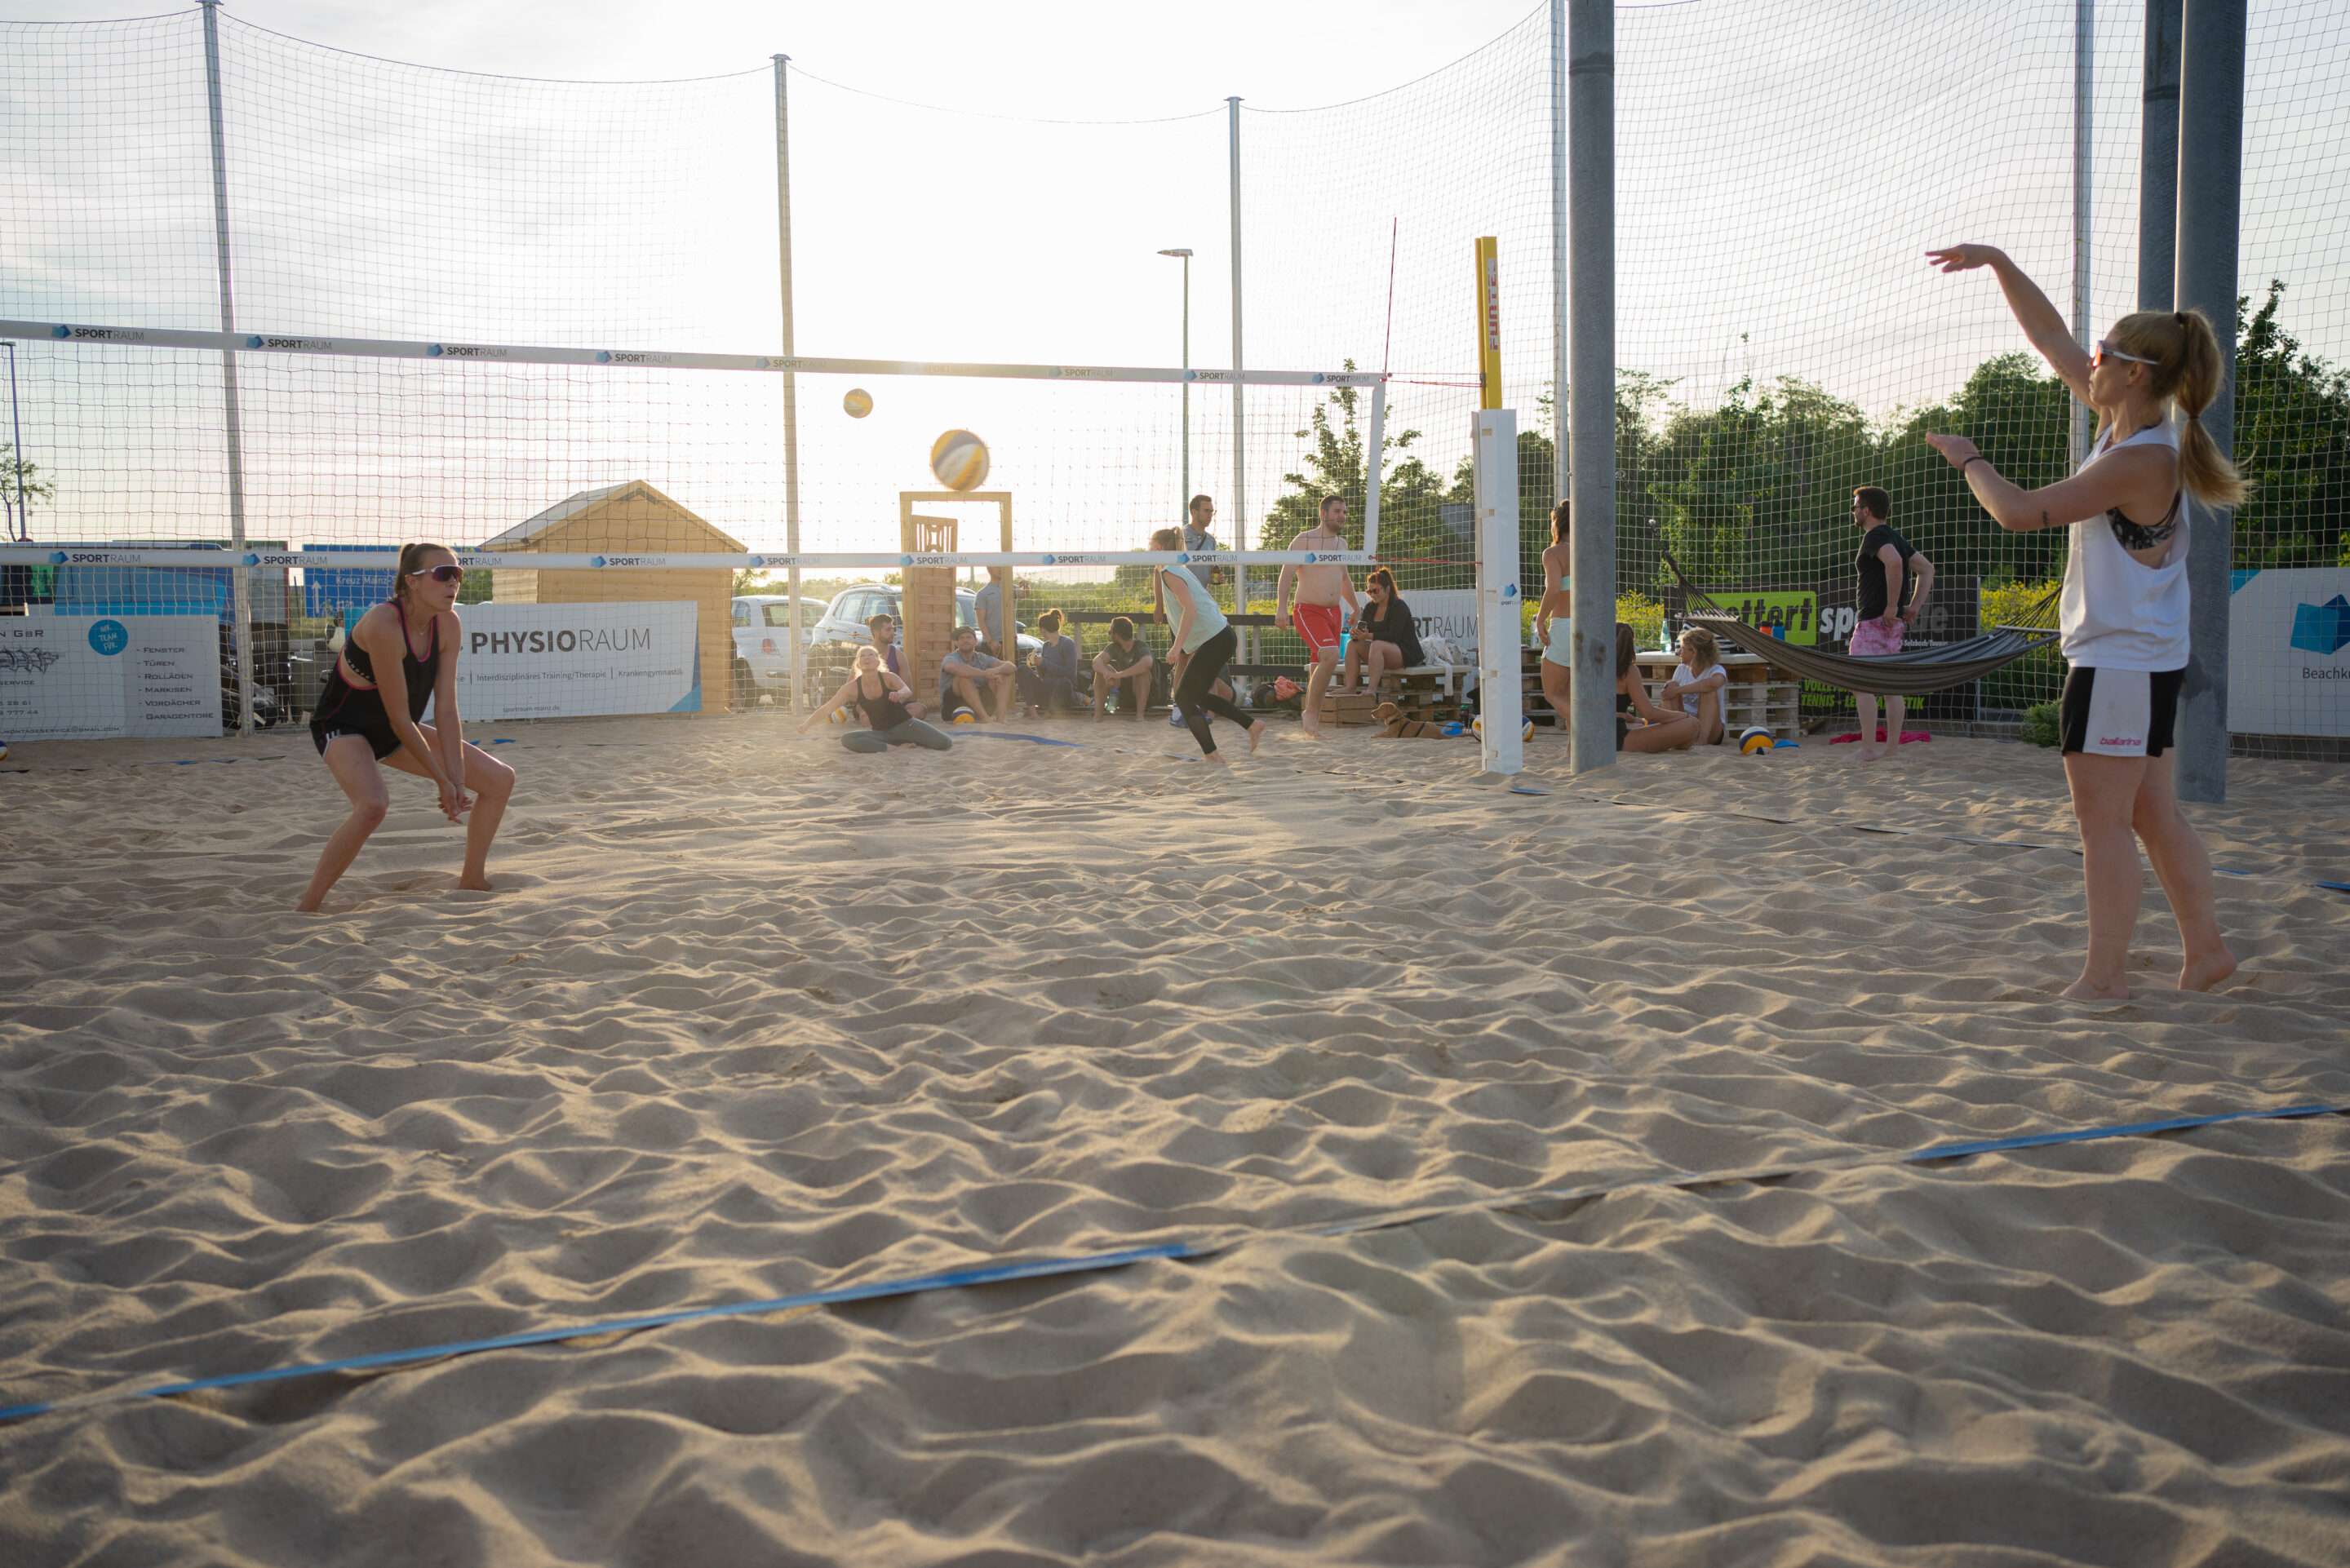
[1849,617,1905,657]
[1291,602,1343,658]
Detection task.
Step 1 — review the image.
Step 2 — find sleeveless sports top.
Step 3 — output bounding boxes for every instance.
[1157,566,1229,654]
[854,671,911,731]
[323,604,441,719]
[2060,421,2188,671]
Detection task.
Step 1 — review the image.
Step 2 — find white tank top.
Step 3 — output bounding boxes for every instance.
[2059,420,2188,671]
[1158,566,1229,654]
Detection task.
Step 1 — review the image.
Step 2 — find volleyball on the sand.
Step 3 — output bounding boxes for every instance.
[1473,715,1535,742]
[929,428,990,491]
[1740,725,1775,755]
[842,388,872,418]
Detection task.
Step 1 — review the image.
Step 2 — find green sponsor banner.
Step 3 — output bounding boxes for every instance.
[1706,590,1820,645]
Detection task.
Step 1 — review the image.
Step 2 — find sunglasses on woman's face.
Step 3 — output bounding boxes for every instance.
[407,564,464,584]
[2091,341,2157,370]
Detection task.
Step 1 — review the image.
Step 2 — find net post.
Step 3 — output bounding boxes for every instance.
[1474,409,1523,777]
[773,53,803,715]
[1362,376,1386,559]
[2174,0,2245,804]
[1549,0,1570,519]
[199,0,252,737]
[2140,0,2182,311]
[1566,0,1616,777]
[2071,0,2095,469]
[1226,97,1248,622]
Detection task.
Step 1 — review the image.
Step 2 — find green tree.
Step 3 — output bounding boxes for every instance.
[2233,279,2350,572]
[1262,361,1458,587]
[2,443,56,540]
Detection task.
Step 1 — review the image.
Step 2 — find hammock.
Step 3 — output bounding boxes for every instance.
[1661,546,2061,698]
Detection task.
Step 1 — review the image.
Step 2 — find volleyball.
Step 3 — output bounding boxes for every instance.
[1471,715,1535,742]
[951,706,978,725]
[929,428,991,492]
[827,706,849,725]
[843,388,873,419]
[1739,725,1775,755]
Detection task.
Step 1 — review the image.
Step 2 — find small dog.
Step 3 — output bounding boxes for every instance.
[1373,701,1448,737]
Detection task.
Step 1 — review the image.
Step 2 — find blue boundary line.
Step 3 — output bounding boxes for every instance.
[4,1101,2341,1427]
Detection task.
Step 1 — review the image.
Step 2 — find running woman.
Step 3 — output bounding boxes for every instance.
[296,542,516,912]
[1925,241,2240,1000]
[1152,526,1264,766]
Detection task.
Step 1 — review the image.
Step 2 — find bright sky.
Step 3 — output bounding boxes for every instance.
[2,1,2343,556]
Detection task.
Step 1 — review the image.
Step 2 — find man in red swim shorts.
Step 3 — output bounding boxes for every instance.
[1276,494,1363,737]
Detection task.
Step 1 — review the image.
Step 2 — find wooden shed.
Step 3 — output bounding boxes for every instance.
[484,481,743,713]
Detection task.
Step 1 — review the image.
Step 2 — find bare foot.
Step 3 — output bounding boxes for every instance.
[2179,949,2238,992]
[457,874,494,893]
[1200,750,1231,768]
[2059,976,2130,1003]
[1247,720,1266,755]
[1300,715,1324,739]
[294,896,325,914]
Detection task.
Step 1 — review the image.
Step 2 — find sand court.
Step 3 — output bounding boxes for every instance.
[2,719,2347,1566]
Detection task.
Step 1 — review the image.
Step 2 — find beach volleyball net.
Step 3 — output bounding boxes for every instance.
[2,2,2344,751]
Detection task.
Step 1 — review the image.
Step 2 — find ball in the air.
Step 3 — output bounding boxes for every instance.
[930,428,991,492]
[1739,725,1775,755]
[843,388,873,419]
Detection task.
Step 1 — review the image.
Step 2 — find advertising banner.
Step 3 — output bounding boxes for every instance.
[431,600,701,721]
[2229,569,2350,737]
[0,613,220,741]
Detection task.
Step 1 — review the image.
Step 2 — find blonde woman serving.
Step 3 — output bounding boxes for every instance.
[1924,241,2240,1001]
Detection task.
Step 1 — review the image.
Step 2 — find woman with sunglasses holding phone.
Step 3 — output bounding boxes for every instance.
[297,542,517,912]
[1922,242,2242,1001]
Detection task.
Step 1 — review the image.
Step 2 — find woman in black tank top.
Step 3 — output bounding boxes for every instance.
[802,647,952,753]
[296,543,519,912]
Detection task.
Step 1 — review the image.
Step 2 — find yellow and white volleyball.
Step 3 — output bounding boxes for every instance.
[1470,715,1536,742]
[951,707,978,725]
[929,428,991,493]
[842,388,873,419]
[1739,725,1775,755]
[827,706,850,725]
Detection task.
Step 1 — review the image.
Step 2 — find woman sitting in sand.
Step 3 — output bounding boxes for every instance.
[297,541,517,912]
[1612,623,1702,753]
[1340,567,1426,696]
[1151,526,1263,766]
[1924,240,2237,1000]
[1658,625,1728,746]
[802,645,953,752]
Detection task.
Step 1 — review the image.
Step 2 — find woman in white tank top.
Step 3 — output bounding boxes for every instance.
[1921,241,2247,1003]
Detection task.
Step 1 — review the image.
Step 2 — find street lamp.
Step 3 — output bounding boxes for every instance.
[1157,248,1191,523]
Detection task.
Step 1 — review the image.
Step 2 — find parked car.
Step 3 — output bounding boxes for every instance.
[729,595,819,706]
[802,582,1039,704]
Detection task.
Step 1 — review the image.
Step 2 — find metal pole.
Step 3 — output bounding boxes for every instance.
[2140,0,2183,309]
[1181,253,1191,519]
[2173,0,2245,804]
[1566,0,1616,775]
[1363,377,1386,559]
[774,54,802,715]
[1550,0,1571,509]
[3,342,26,541]
[1226,97,1247,618]
[197,2,252,737]
[2071,0,2095,468]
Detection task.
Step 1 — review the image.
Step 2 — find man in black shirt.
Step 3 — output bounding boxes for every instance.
[1849,485,1935,760]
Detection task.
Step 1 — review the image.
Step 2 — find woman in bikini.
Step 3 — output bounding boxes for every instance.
[1926,241,2240,1000]
[801,644,953,751]
[297,541,516,912]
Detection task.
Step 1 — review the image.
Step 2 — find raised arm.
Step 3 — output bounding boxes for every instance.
[1923,433,2173,534]
[1927,244,2093,405]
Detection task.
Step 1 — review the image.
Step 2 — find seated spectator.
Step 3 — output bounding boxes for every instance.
[866,612,921,714]
[1613,622,1701,752]
[1341,567,1425,695]
[1019,608,1087,715]
[1092,615,1155,720]
[1658,626,1727,745]
[939,625,1015,721]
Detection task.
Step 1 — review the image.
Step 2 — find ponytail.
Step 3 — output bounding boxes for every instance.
[2109,308,2250,507]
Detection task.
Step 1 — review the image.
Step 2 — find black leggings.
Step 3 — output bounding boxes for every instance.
[841,719,952,753]
[1174,626,1251,755]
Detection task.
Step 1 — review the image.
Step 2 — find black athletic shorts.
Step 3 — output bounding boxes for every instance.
[2060,665,2184,758]
[312,705,402,761]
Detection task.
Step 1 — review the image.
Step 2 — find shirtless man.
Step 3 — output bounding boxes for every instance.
[1275,494,1362,737]
[1532,498,1572,734]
